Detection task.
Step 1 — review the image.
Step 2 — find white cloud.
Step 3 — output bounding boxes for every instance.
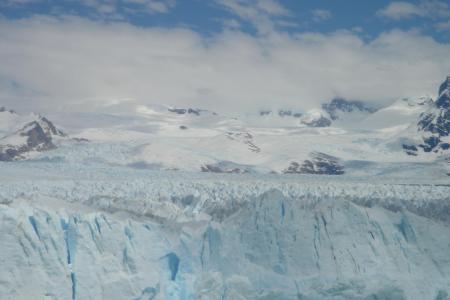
[377,1,450,20]
[216,0,291,35]
[0,16,450,115]
[255,0,289,16]
[311,9,332,22]
[1,0,43,6]
[124,0,176,13]
[2,0,176,15]
[436,20,450,30]
[377,1,421,20]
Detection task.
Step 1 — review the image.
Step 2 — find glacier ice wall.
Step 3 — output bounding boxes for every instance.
[0,174,450,299]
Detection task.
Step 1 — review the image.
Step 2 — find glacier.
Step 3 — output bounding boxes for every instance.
[0,161,449,300]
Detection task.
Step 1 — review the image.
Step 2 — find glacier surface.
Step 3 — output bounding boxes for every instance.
[0,161,449,300]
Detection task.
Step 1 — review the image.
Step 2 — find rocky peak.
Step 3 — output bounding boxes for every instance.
[19,121,55,149]
[322,98,377,121]
[437,76,450,109]
[416,76,450,153]
[0,107,16,114]
[0,110,66,161]
[300,110,331,127]
[438,76,450,95]
[283,152,344,175]
[37,116,66,137]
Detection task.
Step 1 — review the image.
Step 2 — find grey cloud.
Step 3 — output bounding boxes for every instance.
[0,16,450,115]
[377,1,450,20]
[215,0,292,35]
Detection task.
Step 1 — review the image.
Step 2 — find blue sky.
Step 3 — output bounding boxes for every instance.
[2,0,450,41]
[1,0,450,114]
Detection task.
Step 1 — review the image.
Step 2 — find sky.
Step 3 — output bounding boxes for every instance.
[1,0,450,114]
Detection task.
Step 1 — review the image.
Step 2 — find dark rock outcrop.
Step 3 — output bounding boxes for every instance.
[417,77,450,152]
[402,144,418,156]
[322,98,377,121]
[201,161,253,174]
[301,115,332,127]
[168,107,216,116]
[225,132,261,153]
[0,112,66,161]
[278,110,302,118]
[258,110,302,118]
[283,152,344,175]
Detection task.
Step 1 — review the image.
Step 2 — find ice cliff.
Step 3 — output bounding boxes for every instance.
[0,168,449,300]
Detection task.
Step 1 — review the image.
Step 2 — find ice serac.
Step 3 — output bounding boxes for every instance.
[1,175,449,300]
[417,77,450,152]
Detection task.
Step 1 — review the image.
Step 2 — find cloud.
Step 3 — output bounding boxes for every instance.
[2,0,42,4]
[215,0,291,35]
[1,0,176,15]
[311,9,332,22]
[377,1,421,20]
[0,16,450,115]
[123,0,176,14]
[377,1,450,20]
[436,20,450,30]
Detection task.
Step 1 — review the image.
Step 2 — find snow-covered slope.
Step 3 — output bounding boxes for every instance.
[362,96,433,131]
[2,78,450,175]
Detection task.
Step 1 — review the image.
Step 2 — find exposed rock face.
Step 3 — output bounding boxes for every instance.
[437,76,450,109]
[417,77,450,152]
[278,110,302,118]
[322,98,377,121]
[402,144,418,156]
[283,152,344,175]
[301,115,332,127]
[258,110,302,118]
[168,107,216,116]
[300,110,332,127]
[0,111,66,161]
[225,132,261,153]
[38,117,66,137]
[201,161,252,173]
[0,107,15,114]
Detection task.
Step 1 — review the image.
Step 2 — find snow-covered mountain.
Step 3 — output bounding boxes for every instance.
[2,77,449,176]
[417,77,450,153]
[0,108,67,161]
[322,98,378,120]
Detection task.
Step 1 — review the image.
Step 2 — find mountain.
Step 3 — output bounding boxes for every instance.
[322,98,378,121]
[0,108,66,161]
[361,96,433,130]
[1,77,450,176]
[299,109,332,127]
[283,152,344,175]
[417,77,450,152]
